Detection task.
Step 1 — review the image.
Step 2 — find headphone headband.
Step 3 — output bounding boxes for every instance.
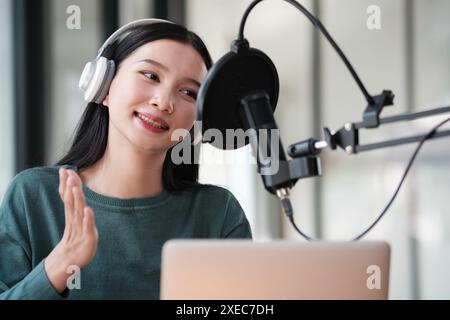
[97,18,173,58]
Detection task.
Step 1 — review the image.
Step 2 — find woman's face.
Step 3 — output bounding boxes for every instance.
[103,39,208,154]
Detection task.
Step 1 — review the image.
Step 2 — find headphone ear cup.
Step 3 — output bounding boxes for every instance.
[79,57,115,103]
[93,59,116,104]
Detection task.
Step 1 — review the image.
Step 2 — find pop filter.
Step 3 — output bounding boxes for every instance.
[196,39,280,150]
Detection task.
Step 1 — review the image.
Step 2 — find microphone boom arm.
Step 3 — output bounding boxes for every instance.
[289,105,450,158]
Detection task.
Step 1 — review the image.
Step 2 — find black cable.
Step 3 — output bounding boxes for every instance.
[284,117,450,241]
[288,214,314,241]
[238,0,263,41]
[238,0,375,105]
[352,117,450,241]
[279,196,314,240]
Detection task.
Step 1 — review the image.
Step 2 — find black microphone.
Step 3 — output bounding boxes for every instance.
[196,39,291,194]
[196,38,320,196]
[239,90,294,194]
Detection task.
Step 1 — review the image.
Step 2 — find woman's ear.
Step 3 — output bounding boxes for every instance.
[103,94,110,107]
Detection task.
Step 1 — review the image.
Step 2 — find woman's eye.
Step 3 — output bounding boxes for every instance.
[142,72,159,82]
[180,89,197,100]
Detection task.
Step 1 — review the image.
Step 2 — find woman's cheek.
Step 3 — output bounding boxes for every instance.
[181,103,197,124]
[128,80,149,102]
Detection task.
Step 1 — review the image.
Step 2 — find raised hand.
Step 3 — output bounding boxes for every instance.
[44,168,99,293]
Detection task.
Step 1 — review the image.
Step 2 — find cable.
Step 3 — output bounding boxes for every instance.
[238,0,263,41]
[352,117,450,241]
[288,214,314,241]
[282,117,450,241]
[238,0,375,105]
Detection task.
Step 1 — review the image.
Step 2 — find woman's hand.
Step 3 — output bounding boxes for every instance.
[44,168,99,293]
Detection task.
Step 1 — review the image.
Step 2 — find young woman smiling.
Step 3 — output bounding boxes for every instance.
[0,19,252,300]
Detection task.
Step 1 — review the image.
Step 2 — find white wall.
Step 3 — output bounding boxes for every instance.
[414,0,450,299]
[319,0,411,299]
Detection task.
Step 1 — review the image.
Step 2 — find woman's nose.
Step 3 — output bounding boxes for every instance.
[149,92,174,114]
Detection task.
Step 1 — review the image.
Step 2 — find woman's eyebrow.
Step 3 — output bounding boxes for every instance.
[137,58,169,71]
[136,58,201,88]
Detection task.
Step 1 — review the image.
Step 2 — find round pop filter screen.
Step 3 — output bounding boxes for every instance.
[196,43,279,150]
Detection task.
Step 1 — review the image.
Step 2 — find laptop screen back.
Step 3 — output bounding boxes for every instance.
[160,240,390,300]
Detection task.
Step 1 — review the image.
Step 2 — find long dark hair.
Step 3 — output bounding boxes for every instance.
[56,22,213,192]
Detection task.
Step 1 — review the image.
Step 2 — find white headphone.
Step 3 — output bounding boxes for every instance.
[79,18,173,104]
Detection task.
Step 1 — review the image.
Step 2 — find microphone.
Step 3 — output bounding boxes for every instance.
[197,39,320,196]
[239,90,293,193]
[196,39,288,194]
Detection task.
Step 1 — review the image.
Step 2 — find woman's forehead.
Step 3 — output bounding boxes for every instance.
[127,39,207,75]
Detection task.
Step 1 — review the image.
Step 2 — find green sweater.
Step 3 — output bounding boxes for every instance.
[0,165,252,299]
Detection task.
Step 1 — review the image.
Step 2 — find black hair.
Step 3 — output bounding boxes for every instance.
[56,22,213,192]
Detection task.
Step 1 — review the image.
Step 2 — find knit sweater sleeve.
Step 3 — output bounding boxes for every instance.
[0,171,64,300]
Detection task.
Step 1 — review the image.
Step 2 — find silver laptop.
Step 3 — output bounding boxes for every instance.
[160,240,390,300]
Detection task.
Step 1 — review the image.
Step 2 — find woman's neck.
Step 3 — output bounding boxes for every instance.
[79,136,166,199]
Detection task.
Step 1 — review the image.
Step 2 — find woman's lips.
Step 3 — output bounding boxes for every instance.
[134,112,169,134]
[134,111,169,129]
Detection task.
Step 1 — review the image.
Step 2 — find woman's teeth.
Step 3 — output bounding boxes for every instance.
[136,113,168,130]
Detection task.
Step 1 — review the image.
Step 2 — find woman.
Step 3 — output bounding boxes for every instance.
[0,19,252,299]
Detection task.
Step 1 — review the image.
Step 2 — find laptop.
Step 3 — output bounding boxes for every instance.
[160,240,390,300]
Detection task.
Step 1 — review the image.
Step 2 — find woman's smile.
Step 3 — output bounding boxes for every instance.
[133,111,170,134]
